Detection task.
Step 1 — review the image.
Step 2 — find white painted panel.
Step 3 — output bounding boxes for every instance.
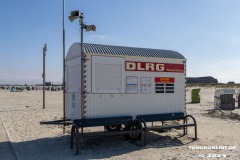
[66,57,81,92]
[92,56,124,93]
[66,52,186,119]
[95,64,122,91]
[85,55,186,119]
[66,92,81,119]
[65,56,81,119]
[67,65,81,92]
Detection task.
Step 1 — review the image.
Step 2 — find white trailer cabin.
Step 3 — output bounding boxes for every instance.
[65,43,186,120]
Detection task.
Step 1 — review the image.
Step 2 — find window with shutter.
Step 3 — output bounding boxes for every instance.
[92,56,124,93]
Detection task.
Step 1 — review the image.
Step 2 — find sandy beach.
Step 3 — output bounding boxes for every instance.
[0,87,240,160]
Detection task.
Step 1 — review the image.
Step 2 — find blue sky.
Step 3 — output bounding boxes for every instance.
[1,0,240,84]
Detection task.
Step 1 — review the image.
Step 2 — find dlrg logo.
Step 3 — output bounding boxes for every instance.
[126,61,164,71]
[125,61,184,73]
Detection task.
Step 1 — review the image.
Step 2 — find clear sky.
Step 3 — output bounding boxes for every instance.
[1,0,240,84]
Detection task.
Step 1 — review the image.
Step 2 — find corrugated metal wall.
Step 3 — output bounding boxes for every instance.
[65,44,82,119]
[85,54,185,119]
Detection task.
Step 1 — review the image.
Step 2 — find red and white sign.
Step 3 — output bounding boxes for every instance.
[155,77,175,83]
[125,61,184,73]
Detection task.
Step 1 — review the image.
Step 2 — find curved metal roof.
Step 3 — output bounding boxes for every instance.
[70,43,185,59]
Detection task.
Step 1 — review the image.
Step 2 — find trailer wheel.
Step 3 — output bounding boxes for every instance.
[124,121,141,140]
[105,124,121,131]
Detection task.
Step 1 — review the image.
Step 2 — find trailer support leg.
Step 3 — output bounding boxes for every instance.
[76,128,80,155]
[70,125,75,149]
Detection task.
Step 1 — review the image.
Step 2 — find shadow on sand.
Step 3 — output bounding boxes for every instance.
[5,131,196,160]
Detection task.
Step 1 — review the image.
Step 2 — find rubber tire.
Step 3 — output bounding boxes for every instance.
[105,124,122,131]
[124,121,141,140]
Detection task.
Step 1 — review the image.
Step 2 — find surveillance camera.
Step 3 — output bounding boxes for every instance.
[80,12,84,19]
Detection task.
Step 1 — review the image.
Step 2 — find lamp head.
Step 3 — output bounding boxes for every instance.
[84,25,96,32]
[43,43,47,52]
[69,10,80,22]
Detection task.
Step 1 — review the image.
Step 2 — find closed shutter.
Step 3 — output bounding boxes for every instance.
[92,56,124,93]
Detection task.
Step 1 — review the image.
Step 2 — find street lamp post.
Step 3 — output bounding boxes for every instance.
[62,0,66,134]
[42,43,47,109]
[69,10,96,119]
[80,14,85,119]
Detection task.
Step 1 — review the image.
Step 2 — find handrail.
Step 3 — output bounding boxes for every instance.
[184,115,197,139]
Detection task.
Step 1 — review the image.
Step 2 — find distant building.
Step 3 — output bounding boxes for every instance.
[186,76,218,84]
[227,81,235,84]
[45,82,52,86]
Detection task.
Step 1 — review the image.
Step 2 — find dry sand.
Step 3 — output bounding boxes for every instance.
[0,87,240,160]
